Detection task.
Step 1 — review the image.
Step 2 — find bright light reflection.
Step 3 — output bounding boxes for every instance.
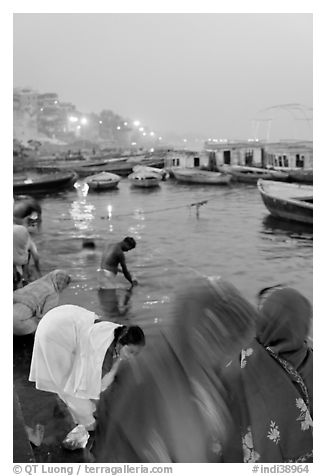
[74,181,89,197]
[107,204,113,219]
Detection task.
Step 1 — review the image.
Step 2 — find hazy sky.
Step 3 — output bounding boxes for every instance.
[13,13,312,140]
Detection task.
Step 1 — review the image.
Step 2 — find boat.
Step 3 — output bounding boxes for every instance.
[220,165,289,184]
[128,171,161,188]
[173,168,232,185]
[13,172,77,196]
[84,172,121,191]
[73,158,132,178]
[257,179,313,225]
[132,165,169,181]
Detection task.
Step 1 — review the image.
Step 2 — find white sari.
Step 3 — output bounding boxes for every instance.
[29,304,121,428]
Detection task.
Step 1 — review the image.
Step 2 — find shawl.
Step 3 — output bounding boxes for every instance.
[13,269,70,317]
[29,304,122,400]
[63,320,122,399]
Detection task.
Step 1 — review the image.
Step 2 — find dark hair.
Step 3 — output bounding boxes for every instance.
[114,325,145,347]
[123,236,136,249]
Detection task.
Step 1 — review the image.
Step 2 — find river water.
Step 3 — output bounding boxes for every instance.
[13,177,313,462]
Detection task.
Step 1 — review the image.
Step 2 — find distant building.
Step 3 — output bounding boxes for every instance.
[13,87,38,142]
[204,140,263,167]
[262,141,313,170]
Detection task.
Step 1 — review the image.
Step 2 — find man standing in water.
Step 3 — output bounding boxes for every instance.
[98,237,138,289]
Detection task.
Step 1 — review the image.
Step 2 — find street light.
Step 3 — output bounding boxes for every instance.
[133,120,140,127]
[80,117,88,125]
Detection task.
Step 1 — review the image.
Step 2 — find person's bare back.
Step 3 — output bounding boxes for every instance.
[99,237,137,287]
[101,243,123,275]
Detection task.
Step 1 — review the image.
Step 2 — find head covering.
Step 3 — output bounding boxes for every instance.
[13,224,30,266]
[170,276,257,370]
[257,287,312,370]
[95,276,257,463]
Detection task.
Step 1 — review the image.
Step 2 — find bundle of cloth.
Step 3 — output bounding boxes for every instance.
[13,269,71,336]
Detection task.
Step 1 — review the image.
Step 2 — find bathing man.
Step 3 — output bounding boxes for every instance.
[98,237,138,289]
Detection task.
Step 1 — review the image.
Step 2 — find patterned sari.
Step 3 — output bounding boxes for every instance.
[224,287,313,463]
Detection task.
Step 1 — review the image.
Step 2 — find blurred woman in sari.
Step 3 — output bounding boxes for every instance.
[94,276,257,462]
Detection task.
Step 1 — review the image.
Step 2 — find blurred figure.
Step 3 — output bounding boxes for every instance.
[13,269,71,336]
[94,276,257,462]
[98,236,138,289]
[225,286,313,463]
[13,224,30,290]
[13,217,41,288]
[29,304,145,447]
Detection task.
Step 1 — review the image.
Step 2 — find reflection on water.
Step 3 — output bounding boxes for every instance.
[261,215,313,243]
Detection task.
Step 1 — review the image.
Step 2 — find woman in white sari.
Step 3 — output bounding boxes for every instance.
[29,304,145,443]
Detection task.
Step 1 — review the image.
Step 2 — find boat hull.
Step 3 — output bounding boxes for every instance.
[288,169,313,185]
[258,179,313,225]
[85,172,120,191]
[173,169,232,184]
[221,165,289,183]
[13,172,77,195]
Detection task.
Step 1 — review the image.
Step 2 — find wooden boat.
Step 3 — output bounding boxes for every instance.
[220,165,289,183]
[74,158,132,178]
[84,172,121,191]
[128,171,161,188]
[132,165,169,181]
[173,168,232,185]
[13,172,77,196]
[257,179,313,225]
